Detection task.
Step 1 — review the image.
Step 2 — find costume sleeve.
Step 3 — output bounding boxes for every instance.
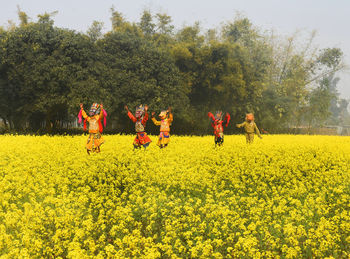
[236,122,245,128]
[168,113,173,125]
[152,117,161,126]
[208,112,215,123]
[224,113,231,127]
[142,112,149,125]
[254,123,262,137]
[81,109,90,122]
[127,111,137,123]
[99,109,104,119]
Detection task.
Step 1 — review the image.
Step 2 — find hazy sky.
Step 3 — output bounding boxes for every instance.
[1,0,350,99]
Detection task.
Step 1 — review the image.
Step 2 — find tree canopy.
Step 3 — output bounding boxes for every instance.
[0,9,348,134]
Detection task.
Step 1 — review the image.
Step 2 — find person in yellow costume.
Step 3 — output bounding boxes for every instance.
[236,113,262,144]
[79,103,105,154]
[151,107,173,148]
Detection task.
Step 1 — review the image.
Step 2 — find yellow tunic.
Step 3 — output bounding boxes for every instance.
[81,109,105,151]
[152,113,173,146]
[237,121,261,135]
[81,109,103,133]
[237,121,261,144]
[151,113,173,131]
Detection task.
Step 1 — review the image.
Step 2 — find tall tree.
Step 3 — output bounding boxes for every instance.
[17,6,29,26]
[139,10,155,37]
[305,76,336,127]
[87,21,104,42]
[97,31,188,132]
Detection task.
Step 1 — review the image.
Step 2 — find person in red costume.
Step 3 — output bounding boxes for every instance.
[208,111,231,146]
[125,104,152,149]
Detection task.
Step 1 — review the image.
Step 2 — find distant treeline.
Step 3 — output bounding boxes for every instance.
[0,8,349,134]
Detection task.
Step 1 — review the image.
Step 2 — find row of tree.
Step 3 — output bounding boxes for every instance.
[0,8,349,134]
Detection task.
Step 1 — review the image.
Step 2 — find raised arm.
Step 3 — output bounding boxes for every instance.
[141,105,149,125]
[80,103,89,120]
[208,112,215,123]
[168,113,173,125]
[151,112,161,126]
[125,105,137,123]
[142,112,149,125]
[224,113,231,127]
[127,111,137,123]
[98,104,104,120]
[167,107,173,125]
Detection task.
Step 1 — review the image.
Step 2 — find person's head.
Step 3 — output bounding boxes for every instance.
[246,113,254,122]
[135,105,145,119]
[159,110,168,120]
[89,103,101,116]
[215,111,223,121]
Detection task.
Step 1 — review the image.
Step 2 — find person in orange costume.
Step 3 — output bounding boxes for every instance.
[236,113,262,144]
[124,104,152,149]
[79,103,105,154]
[151,107,173,148]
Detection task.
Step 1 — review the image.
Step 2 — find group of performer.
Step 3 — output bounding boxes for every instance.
[78,103,262,154]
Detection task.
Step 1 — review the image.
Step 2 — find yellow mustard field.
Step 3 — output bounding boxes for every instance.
[0,134,349,258]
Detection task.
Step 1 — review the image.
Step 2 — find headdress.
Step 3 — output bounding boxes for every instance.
[89,103,101,116]
[159,110,167,119]
[246,113,254,121]
[135,105,145,119]
[215,111,223,121]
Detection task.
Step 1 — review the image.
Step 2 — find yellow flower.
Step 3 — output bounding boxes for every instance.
[0,135,349,257]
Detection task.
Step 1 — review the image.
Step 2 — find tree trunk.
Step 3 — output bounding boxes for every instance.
[46,113,52,133]
[1,117,8,130]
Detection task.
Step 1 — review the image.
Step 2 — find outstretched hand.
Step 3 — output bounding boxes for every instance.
[80,103,83,109]
[124,105,129,111]
[145,105,148,112]
[100,103,103,109]
[167,106,172,113]
[151,111,155,117]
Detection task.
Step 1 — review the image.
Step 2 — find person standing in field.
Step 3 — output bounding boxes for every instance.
[208,111,231,146]
[124,104,152,149]
[236,113,262,144]
[78,103,107,154]
[151,107,173,148]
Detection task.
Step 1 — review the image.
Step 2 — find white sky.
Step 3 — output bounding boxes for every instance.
[1,0,350,99]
